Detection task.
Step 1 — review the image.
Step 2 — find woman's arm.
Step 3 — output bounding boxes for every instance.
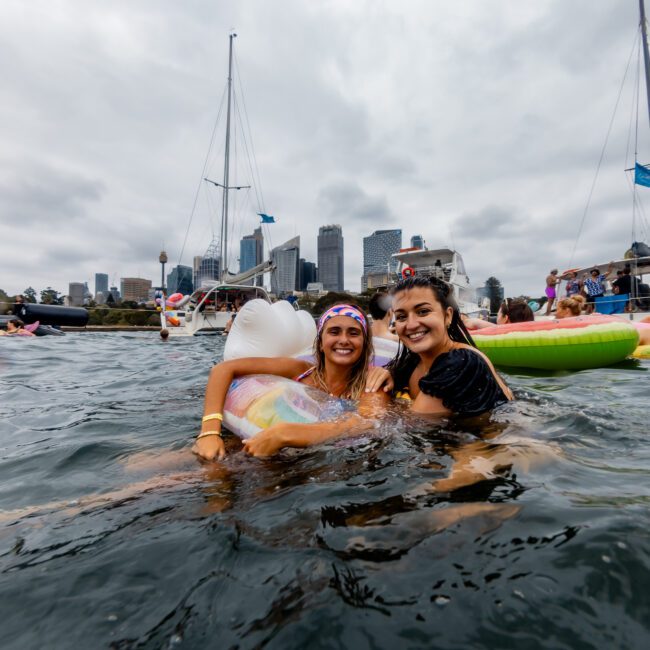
[242,391,391,457]
[194,357,311,460]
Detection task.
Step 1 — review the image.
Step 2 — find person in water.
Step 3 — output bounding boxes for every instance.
[464,298,534,331]
[555,295,586,318]
[386,276,513,417]
[195,303,388,460]
[368,291,398,341]
[1,318,35,337]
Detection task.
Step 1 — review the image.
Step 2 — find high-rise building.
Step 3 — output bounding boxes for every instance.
[197,241,220,286]
[271,236,300,296]
[68,282,85,307]
[120,278,152,303]
[240,227,264,273]
[410,234,425,249]
[362,229,402,290]
[317,225,344,292]
[95,273,108,297]
[193,256,203,290]
[298,259,317,291]
[108,286,121,302]
[167,265,193,295]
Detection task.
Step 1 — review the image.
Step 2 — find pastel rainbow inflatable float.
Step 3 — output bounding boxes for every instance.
[472,315,639,370]
[221,299,399,438]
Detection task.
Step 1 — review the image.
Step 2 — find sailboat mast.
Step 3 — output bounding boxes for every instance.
[220,32,236,280]
[640,0,650,128]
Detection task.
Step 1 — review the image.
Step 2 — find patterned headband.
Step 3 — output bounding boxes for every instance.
[318,304,367,334]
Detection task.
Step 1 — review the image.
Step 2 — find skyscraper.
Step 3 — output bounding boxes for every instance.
[239,227,264,273]
[120,278,153,303]
[317,225,344,292]
[197,241,220,286]
[68,282,85,307]
[193,256,203,290]
[95,273,108,297]
[271,236,300,296]
[298,259,317,291]
[362,229,402,290]
[410,234,425,249]
[167,265,193,295]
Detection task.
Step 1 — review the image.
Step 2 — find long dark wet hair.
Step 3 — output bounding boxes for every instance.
[386,276,476,391]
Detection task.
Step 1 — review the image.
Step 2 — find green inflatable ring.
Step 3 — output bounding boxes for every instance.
[472,315,639,370]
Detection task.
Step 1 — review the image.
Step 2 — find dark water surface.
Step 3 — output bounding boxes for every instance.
[1,333,649,649]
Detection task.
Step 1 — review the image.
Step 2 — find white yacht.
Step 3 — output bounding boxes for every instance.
[391,247,487,315]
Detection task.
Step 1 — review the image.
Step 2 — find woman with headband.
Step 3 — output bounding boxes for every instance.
[195,304,390,460]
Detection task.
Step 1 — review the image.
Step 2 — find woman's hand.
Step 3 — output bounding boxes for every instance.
[192,431,226,461]
[365,367,394,393]
[242,425,286,457]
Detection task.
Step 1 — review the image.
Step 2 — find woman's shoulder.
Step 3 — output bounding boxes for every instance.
[418,346,510,416]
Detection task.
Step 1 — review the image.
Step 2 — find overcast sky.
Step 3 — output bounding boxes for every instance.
[2,0,650,299]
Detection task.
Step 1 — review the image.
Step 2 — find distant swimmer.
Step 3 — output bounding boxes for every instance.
[0,318,35,337]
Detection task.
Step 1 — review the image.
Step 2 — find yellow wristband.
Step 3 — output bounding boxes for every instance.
[197,430,223,440]
[202,413,223,423]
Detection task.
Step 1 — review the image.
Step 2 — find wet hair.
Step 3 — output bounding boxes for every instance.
[369,291,391,320]
[311,302,373,400]
[8,318,24,329]
[386,276,476,392]
[499,299,534,323]
[160,328,169,340]
[557,295,586,317]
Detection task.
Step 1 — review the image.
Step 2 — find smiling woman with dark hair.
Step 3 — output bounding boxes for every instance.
[387,276,513,417]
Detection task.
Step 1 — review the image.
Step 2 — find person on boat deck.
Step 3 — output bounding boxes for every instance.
[10,295,26,317]
[555,295,586,319]
[385,276,513,416]
[583,263,614,314]
[613,266,640,304]
[195,303,390,460]
[563,271,581,298]
[0,318,35,337]
[369,291,398,342]
[545,269,560,316]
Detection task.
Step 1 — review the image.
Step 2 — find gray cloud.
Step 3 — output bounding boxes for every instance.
[318,181,394,224]
[0,0,646,297]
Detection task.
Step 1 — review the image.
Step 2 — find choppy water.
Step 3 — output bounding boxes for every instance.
[0,333,649,649]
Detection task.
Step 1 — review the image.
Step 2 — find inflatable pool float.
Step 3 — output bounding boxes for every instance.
[631,344,650,359]
[472,315,639,370]
[224,299,399,366]
[223,374,346,439]
[220,300,398,438]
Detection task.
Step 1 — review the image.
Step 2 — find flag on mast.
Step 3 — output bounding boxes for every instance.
[258,213,276,223]
[634,162,650,187]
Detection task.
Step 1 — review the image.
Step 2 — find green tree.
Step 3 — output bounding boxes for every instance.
[105,292,116,307]
[40,287,64,305]
[23,287,38,303]
[484,277,504,315]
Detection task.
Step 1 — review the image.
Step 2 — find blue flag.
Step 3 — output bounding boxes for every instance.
[635,162,650,187]
[258,213,276,223]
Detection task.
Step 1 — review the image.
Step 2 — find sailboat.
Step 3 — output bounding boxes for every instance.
[561,1,650,320]
[161,34,276,336]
